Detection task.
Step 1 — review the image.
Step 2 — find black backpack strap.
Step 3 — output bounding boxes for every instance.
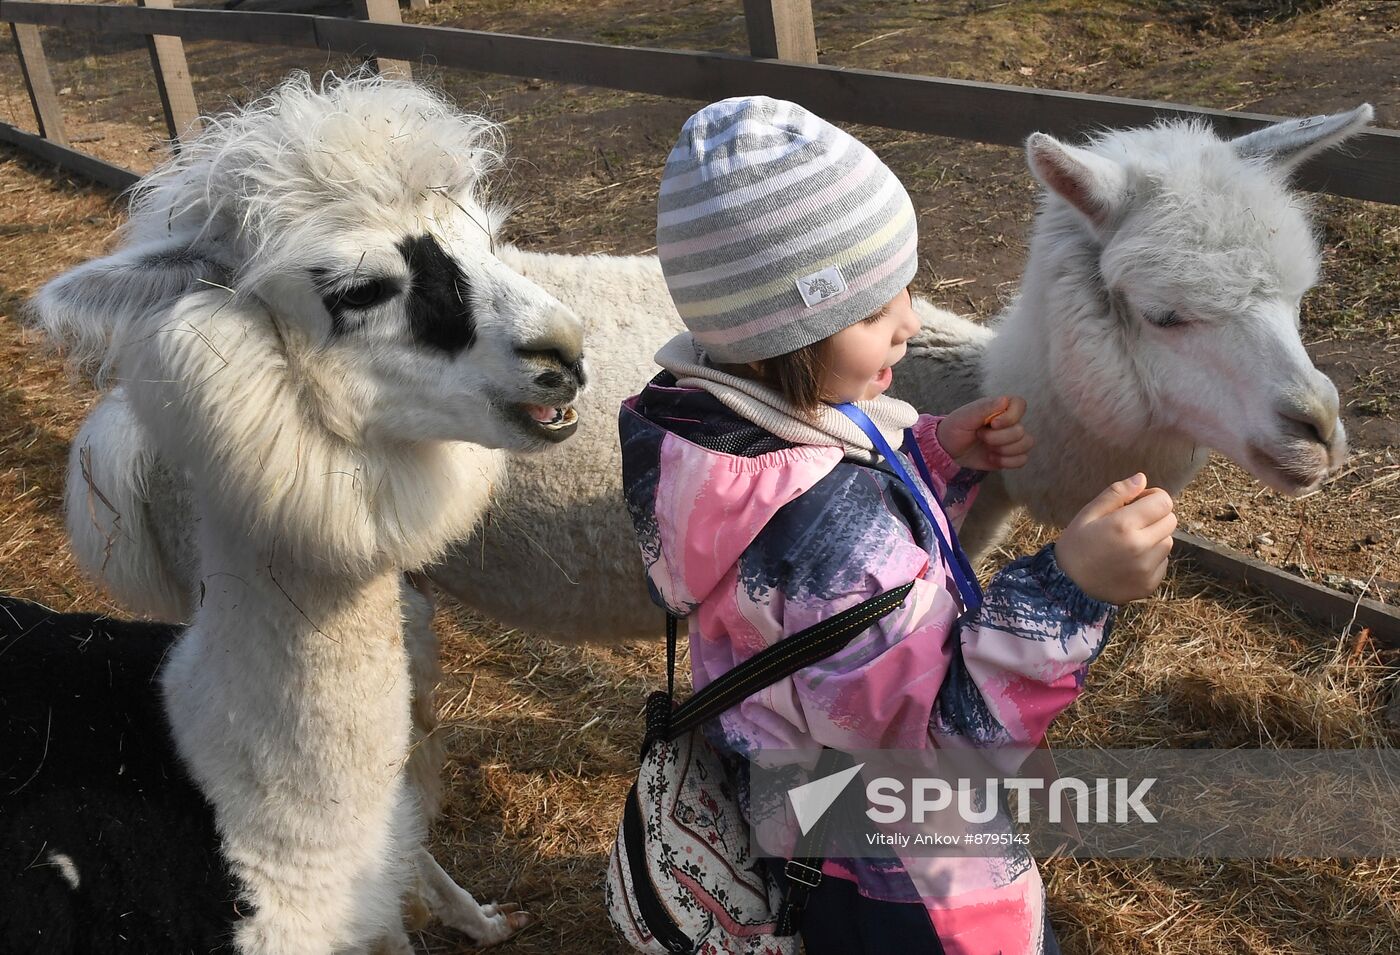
[640,613,683,759]
[665,610,678,701]
[666,580,914,741]
[774,747,852,935]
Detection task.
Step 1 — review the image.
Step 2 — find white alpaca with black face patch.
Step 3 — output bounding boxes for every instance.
[7,72,585,954]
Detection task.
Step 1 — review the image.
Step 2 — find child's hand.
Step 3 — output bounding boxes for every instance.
[935,396,1033,471]
[1055,473,1177,605]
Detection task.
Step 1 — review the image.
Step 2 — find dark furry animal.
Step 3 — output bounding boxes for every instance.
[0,596,245,953]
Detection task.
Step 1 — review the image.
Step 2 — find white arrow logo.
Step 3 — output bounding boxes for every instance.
[788,762,865,835]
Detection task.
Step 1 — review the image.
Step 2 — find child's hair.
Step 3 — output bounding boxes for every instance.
[722,292,903,416]
[717,338,833,418]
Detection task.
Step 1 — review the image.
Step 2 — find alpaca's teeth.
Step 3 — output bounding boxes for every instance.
[523,403,577,429]
[543,406,578,430]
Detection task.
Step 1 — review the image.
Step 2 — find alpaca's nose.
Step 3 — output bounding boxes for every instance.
[518,345,586,384]
[519,307,584,369]
[1278,391,1338,447]
[516,317,587,392]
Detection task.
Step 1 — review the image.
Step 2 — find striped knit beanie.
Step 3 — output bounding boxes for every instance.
[656,96,918,364]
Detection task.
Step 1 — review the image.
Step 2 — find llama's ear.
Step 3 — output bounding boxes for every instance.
[1025,132,1127,230]
[29,239,226,376]
[1230,104,1373,172]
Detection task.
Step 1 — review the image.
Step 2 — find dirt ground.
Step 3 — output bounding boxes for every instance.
[1,1,1398,952]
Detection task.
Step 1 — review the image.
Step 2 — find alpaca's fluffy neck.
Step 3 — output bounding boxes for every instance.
[166,512,409,772]
[159,504,416,949]
[985,206,1205,526]
[167,497,411,748]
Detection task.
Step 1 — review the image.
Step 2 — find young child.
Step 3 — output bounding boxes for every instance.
[619,97,1176,955]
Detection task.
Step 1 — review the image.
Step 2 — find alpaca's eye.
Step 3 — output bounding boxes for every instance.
[330,279,395,311]
[1149,309,1187,329]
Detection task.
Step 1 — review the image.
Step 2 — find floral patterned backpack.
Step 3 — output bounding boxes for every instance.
[604,583,914,955]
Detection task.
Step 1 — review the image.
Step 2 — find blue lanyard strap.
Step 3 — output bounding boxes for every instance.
[833,403,984,613]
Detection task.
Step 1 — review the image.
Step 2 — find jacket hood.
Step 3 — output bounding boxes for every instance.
[619,372,845,616]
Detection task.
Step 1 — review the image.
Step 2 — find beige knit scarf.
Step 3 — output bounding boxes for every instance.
[654,332,918,465]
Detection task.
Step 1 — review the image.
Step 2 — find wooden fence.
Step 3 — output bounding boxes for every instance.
[3,0,1400,202]
[2,0,1398,643]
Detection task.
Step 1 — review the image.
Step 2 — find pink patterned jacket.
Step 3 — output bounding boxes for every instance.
[620,372,1117,954]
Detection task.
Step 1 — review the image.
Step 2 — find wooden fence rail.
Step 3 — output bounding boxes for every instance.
[2,1,1400,205]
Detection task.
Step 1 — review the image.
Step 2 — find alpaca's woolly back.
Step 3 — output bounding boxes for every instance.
[66,391,193,620]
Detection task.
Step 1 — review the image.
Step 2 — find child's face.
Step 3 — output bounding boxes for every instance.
[818,287,920,403]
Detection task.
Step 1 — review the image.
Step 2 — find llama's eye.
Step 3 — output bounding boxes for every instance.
[329,279,395,311]
[1149,309,1187,329]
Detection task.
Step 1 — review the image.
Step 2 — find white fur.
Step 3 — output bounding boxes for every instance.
[47,853,81,891]
[66,390,190,620]
[31,73,581,952]
[61,105,1370,650]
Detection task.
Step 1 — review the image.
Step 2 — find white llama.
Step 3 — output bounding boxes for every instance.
[62,105,1369,650]
[2,74,584,953]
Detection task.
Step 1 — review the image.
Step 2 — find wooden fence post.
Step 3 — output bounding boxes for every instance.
[136,0,202,143]
[353,0,412,80]
[407,0,430,12]
[742,0,818,63]
[10,22,67,145]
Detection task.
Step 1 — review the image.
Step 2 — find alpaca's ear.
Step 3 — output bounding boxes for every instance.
[1025,132,1127,230]
[1230,104,1373,172]
[29,240,227,377]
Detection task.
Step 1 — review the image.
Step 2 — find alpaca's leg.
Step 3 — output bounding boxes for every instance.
[401,573,447,825]
[396,585,530,945]
[394,588,530,945]
[399,573,448,935]
[411,847,532,945]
